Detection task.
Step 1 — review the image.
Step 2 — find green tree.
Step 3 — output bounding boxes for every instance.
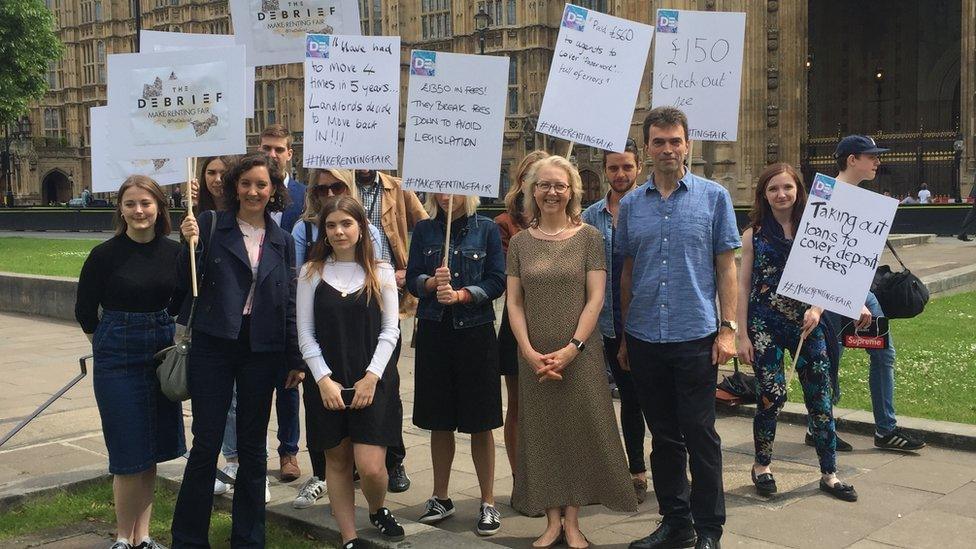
[0,0,62,126]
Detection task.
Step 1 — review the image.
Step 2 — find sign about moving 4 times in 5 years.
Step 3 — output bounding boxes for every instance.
[651,9,745,141]
[401,51,509,198]
[230,0,361,66]
[106,47,248,159]
[777,173,898,318]
[536,4,653,152]
[303,34,400,171]
[89,106,186,193]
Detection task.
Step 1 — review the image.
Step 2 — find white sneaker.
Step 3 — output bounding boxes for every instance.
[213,463,239,496]
[265,476,271,504]
[293,476,327,509]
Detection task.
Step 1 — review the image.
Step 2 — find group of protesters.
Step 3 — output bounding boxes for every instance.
[75,108,925,549]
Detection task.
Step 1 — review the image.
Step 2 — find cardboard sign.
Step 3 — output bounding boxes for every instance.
[536,4,653,152]
[777,173,899,318]
[401,51,509,198]
[651,9,745,141]
[89,107,186,193]
[140,30,256,118]
[106,47,248,159]
[229,0,361,66]
[302,34,400,170]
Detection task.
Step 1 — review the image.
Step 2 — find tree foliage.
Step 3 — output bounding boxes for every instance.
[0,0,63,126]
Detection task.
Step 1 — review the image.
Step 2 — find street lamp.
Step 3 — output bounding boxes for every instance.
[874,66,884,132]
[474,7,492,55]
[2,115,31,207]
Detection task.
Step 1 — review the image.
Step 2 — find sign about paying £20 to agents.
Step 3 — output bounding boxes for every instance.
[777,173,898,318]
[401,51,509,198]
[536,4,653,152]
[651,9,745,141]
[303,34,400,170]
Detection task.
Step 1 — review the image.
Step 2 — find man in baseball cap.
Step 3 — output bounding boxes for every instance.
[834,135,890,184]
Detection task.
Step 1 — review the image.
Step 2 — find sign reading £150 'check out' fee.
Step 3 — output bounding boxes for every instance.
[536,4,653,152]
[230,0,361,66]
[777,173,898,319]
[302,34,400,171]
[401,51,509,198]
[89,106,186,193]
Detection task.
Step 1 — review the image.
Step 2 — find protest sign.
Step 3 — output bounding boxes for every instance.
[89,106,186,193]
[651,9,745,141]
[229,0,361,67]
[536,4,653,152]
[106,46,248,159]
[302,34,399,170]
[140,30,255,118]
[401,50,508,198]
[777,173,898,318]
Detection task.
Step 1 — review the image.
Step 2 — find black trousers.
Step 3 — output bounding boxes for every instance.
[626,333,725,538]
[604,336,649,474]
[959,201,976,236]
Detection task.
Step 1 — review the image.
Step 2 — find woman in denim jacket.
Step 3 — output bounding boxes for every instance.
[406,193,506,536]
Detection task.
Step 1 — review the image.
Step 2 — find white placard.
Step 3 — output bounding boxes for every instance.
[230,0,362,67]
[106,47,248,159]
[401,51,509,198]
[777,173,898,318]
[89,107,186,193]
[536,4,653,152]
[302,34,400,170]
[140,30,256,118]
[651,9,745,142]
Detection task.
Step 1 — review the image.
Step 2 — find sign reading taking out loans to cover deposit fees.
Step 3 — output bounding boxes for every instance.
[651,9,745,141]
[230,0,361,66]
[303,34,400,171]
[536,4,653,152]
[89,106,186,193]
[106,46,248,159]
[777,173,898,318]
[401,50,509,198]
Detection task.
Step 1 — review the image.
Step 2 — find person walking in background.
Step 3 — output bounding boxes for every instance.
[75,175,186,549]
[917,182,931,204]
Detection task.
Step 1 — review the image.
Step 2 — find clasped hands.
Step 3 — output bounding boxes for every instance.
[316,372,379,411]
[525,345,579,383]
[428,266,463,305]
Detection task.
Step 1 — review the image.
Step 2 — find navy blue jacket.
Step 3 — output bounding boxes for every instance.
[279,178,307,233]
[406,213,505,329]
[178,210,301,369]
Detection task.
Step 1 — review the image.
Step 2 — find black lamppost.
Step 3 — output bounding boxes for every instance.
[874,66,884,133]
[474,7,492,55]
[2,115,31,207]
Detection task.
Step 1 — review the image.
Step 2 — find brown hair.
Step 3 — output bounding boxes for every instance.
[503,150,549,226]
[196,155,239,213]
[521,155,583,226]
[260,124,293,147]
[642,106,689,145]
[221,153,290,213]
[748,163,808,232]
[114,175,172,237]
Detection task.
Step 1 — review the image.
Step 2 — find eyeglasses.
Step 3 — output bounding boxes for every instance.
[313,183,348,195]
[536,182,570,194]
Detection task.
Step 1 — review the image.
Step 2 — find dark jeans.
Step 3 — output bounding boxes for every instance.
[274,374,300,456]
[959,202,976,235]
[603,336,648,474]
[172,322,278,548]
[626,333,725,538]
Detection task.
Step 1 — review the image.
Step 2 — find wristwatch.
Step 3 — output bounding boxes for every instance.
[570,338,586,352]
[720,320,738,332]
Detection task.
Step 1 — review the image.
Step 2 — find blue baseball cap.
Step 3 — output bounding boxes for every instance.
[834,135,890,158]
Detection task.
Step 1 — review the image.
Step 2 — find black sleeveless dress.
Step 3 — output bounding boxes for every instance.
[301,280,401,450]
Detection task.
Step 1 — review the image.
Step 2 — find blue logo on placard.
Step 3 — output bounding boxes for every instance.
[657,9,679,33]
[306,34,330,58]
[811,173,836,201]
[562,5,588,32]
[410,51,436,77]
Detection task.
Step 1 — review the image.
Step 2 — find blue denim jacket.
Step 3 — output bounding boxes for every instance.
[406,213,505,329]
[582,196,616,339]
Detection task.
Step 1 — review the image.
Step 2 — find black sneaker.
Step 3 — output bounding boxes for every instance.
[341,539,365,549]
[418,496,455,524]
[388,463,411,493]
[369,507,405,541]
[875,429,925,451]
[806,431,853,452]
[134,539,167,549]
[477,502,501,536]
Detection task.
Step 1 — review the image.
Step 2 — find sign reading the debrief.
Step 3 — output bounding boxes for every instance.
[229,0,361,66]
[401,50,509,198]
[89,107,186,193]
[536,4,653,152]
[302,34,400,170]
[777,173,898,318]
[651,9,745,141]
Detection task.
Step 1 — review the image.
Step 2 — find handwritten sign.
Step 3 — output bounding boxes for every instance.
[89,107,186,193]
[777,173,898,318]
[651,9,745,141]
[536,4,653,152]
[106,47,248,159]
[229,0,361,66]
[401,51,508,198]
[302,34,399,170]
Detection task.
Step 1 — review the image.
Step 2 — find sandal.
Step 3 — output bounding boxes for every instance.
[751,468,777,496]
[819,479,858,502]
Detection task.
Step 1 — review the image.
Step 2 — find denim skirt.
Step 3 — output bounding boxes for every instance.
[92,309,186,474]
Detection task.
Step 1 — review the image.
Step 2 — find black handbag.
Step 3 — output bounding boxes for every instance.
[870,240,929,319]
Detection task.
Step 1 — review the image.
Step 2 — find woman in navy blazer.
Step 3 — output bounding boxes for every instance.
[171,153,304,548]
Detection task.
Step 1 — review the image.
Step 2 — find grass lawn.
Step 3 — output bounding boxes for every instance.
[0,237,103,278]
[0,480,330,548]
[787,290,976,425]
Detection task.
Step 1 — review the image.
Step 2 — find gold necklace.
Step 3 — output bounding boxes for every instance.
[328,258,358,298]
[536,218,570,237]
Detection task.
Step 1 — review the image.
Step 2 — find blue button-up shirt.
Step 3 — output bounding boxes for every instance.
[583,191,634,339]
[617,171,741,343]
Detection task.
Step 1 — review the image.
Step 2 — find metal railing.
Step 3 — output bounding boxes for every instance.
[0,354,89,448]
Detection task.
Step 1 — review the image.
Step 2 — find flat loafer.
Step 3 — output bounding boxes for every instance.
[751,468,777,495]
[820,479,858,502]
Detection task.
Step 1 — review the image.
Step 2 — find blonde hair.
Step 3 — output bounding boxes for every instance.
[521,155,583,225]
[424,193,481,219]
[503,150,549,225]
[301,168,358,222]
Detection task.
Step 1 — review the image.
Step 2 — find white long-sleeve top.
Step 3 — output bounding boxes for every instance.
[297,259,400,382]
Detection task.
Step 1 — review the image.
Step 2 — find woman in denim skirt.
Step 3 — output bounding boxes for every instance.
[75,175,186,549]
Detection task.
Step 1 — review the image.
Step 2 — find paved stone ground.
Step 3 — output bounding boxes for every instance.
[2,312,976,548]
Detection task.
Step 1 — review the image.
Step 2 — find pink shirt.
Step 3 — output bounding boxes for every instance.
[237,218,266,315]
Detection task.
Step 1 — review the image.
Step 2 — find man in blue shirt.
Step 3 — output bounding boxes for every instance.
[619,107,740,549]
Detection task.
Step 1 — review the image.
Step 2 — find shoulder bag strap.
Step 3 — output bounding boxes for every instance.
[884,239,908,271]
[185,211,218,331]
[304,220,313,258]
